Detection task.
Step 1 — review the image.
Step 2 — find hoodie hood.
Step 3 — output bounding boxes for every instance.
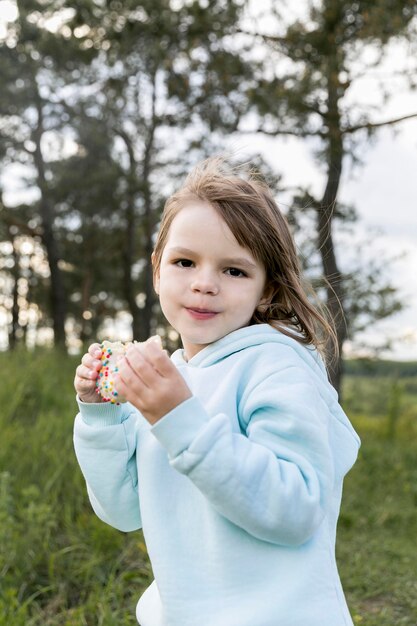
[171,323,327,376]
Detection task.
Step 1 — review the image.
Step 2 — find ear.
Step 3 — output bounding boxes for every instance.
[259,284,274,306]
[151,252,160,295]
[154,274,160,295]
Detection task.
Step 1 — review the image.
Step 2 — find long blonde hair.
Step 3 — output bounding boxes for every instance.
[152,157,338,363]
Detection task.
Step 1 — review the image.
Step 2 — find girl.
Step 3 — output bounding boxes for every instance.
[74,158,360,626]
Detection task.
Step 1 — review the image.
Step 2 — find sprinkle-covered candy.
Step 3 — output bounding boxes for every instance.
[95,340,129,404]
[95,336,163,404]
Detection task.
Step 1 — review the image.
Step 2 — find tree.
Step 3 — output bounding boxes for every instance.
[48,0,255,342]
[0,196,49,348]
[0,0,97,347]
[47,116,127,346]
[1,0,257,348]
[241,0,417,391]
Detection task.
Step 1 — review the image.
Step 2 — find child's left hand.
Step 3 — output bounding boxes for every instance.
[115,338,192,424]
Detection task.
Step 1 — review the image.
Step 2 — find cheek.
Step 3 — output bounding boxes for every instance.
[157,272,178,306]
[154,258,171,294]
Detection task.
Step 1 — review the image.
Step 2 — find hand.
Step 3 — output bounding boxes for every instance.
[74,343,105,403]
[115,338,192,424]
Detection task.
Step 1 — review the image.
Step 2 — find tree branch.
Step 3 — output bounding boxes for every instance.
[343,112,417,134]
[0,205,43,237]
[239,126,326,139]
[236,28,290,54]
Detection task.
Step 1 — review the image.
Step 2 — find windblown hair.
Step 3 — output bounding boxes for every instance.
[152,157,338,364]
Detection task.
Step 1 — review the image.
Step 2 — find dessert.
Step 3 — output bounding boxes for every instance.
[95,340,128,404]
[95,336,162,404]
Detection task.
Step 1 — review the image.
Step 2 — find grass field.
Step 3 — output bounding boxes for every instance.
[0,349,416,625]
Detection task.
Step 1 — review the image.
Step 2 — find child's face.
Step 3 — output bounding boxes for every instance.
[154,200,268,360]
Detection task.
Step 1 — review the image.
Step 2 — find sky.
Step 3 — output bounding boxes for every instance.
[342,128,417,361]
[0,0,416,360]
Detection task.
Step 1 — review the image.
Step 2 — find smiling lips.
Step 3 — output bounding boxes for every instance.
[186,307,219,320]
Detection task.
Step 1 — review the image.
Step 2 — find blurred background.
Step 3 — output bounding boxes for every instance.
[0,1,416,625]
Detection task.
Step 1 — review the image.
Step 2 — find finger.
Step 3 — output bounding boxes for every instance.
[81,353,102,371]
[75,375,97,392]
[135,335,163,358]
[113,373,129,400]
[140,341,174,377]
[127,343,165,379]
[88,343,103,358]
[80,360,102,380]
[144,335,163,349]
[77,364,100,380]
[117,354,149,390]
[125,347,160,387]
[74,370,98,396]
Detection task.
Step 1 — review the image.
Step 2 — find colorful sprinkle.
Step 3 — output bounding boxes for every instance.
[95,340,129,404]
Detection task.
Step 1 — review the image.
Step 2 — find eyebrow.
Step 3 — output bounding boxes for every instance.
[167,246,258,270]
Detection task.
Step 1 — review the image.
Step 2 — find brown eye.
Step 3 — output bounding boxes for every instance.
[175,259,193,268]
[226,267,247,277]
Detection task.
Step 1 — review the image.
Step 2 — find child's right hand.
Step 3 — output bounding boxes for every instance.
[74,343,104,403]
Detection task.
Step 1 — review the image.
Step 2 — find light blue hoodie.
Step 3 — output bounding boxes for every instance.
[73,324,360,626]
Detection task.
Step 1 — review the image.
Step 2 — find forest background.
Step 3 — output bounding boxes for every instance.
[0,1,416,625]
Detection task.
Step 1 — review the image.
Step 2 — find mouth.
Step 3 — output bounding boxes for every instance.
[186,307,219,320]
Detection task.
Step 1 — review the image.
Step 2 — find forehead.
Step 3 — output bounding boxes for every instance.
[166,200,240,248]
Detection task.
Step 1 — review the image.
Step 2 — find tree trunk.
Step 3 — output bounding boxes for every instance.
[9,229,20,349]
[141,171,156,341]
[141,70,159,341]
[117,129,143,341]
[316,38,347,395]
[33,91,67,347]
[80,265,93,344]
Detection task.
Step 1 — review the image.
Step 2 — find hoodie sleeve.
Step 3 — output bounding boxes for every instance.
[73,399,142,532]
[151,359,339,547]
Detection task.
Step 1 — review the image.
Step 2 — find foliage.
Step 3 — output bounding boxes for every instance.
[0,0,254,347]
[0,349,416,624]
[245,0,417,141]
[344,358,417,378]
[338,418,417,625]
[241,0,417,389]
[0,349,152,625]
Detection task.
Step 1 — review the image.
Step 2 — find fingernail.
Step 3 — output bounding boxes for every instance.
[146,335,162,348]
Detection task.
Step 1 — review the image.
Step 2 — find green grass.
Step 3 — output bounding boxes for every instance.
[337,420,417,625]
[0,349,152,625]
[0,349,416,625]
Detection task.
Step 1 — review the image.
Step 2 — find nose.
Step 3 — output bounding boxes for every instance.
[190,268,219,295]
